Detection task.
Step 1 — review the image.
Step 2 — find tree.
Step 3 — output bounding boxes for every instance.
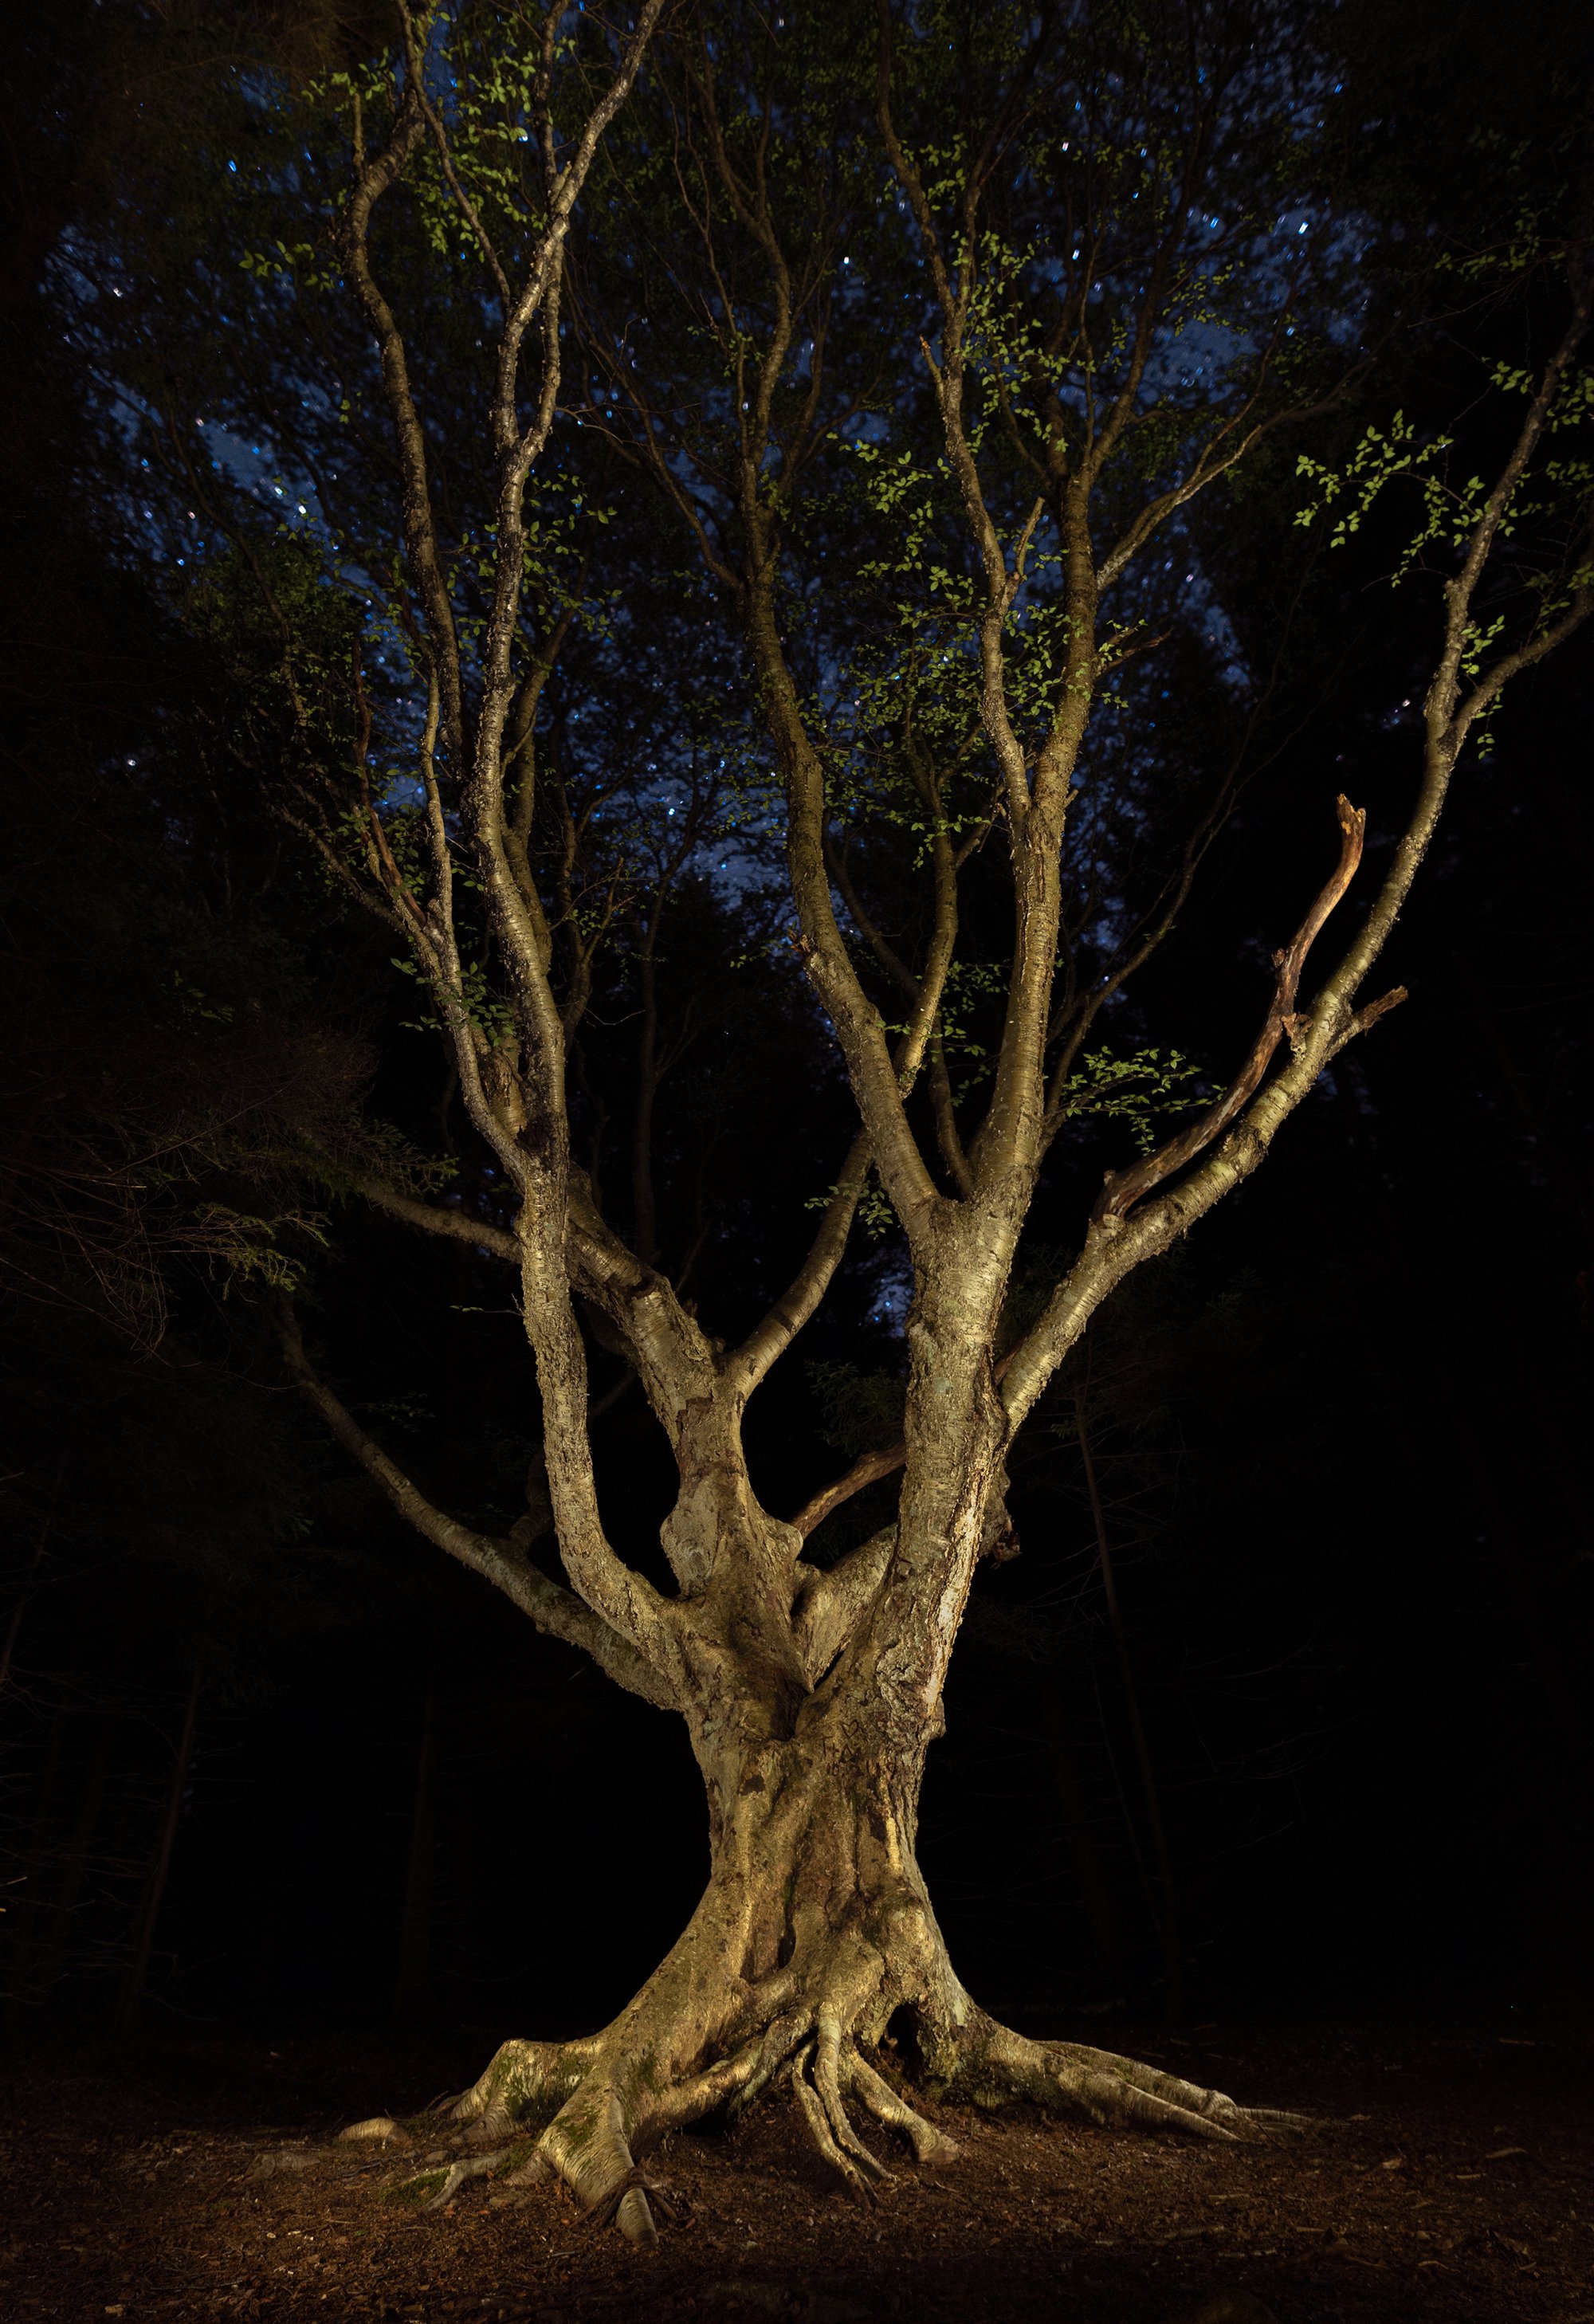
[68,0,1592,2241]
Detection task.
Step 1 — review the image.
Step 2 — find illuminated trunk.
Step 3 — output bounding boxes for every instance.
[450,1463,1278,2241]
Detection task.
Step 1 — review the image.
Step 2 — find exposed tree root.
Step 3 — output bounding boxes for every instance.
[930,2006,1312,2143]
[583,2164,689,2233]
[242,2147,328,2184]
[363,2008,1302,2237]
[359,1784,1303,2243]
[846,2047,960,2165]
[790,2047,884,2200]
[406,1937,1303,2243]
[425,2149,512,2209]
[336,2116,412,2148]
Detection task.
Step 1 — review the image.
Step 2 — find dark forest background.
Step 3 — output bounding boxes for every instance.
[2,1,1590,2057]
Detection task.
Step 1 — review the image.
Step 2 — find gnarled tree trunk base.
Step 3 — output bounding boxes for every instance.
[418,1813,1303,2243]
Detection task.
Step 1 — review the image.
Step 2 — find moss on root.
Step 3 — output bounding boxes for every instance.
[383,2169,449,2208]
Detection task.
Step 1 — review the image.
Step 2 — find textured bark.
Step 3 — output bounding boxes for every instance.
[421,1255,1290,2239]
[442,1634,1297,2246]
[336,1143,1300,2237]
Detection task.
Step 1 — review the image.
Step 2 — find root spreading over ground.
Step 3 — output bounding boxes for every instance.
[344,1959,1305,2244]
[8,2020,1585,2323]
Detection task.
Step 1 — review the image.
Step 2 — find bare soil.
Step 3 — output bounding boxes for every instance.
[2,2019,1591,2323]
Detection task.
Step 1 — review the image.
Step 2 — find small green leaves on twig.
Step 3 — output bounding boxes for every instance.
[1051,1047,1206,1154]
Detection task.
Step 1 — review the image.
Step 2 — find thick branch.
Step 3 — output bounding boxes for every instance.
[675,41,941,1235]
[726,794,976,1400]
[792,1350,1023,1547]
[748,548,940,1236]
[354,1168,720,1443]
[875,22,1097,1203]
[791,1527,895,1687]
[353,1176,519,1264]
[1321,279,1593,1022]
[274,1301,675,1710]
[790,1445,905,1541]
[929,1036,976,1199]
[1042,595,1326,1143]
[563,1177,728,1441]
[1003,957,1408,1435]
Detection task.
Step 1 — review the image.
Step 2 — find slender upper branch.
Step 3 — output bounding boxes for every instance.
[339,86,467,772]
[333,14,737,1663]
[725,764,977,1396]
[875,11,1033,841]
[396,0,512,311]
[724,1133,871,1400]
[354,1176,519,1264]
[1004,283,1594,1430]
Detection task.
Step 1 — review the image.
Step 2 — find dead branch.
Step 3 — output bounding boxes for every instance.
[1093,794,1371,1223]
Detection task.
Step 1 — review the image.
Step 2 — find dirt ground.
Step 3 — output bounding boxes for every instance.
[2,2017,1591,2324]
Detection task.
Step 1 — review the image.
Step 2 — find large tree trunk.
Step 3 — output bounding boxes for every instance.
[332,1256,1299,2239]
[445,1649,1291,2244]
